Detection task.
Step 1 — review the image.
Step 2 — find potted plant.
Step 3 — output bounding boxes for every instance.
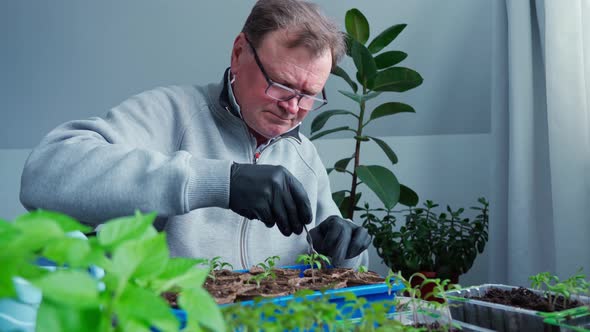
[362,198,489,286]
[310,7,423,219]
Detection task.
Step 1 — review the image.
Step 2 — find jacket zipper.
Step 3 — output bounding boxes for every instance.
[237,133,285,269]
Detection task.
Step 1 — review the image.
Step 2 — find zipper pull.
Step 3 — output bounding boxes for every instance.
[254,152,261,163]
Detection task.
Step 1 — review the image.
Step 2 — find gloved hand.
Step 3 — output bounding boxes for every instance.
[229,163,312,236]
[309,215,371,267]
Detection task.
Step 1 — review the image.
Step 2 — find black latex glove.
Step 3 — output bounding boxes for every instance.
[229,163,312,236]
[309,215,371,267]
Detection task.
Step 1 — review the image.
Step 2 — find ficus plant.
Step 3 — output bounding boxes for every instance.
[0,210,225,332]
[310,8,423,219]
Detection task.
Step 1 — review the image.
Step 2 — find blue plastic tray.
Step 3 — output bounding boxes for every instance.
[171,265,403,329]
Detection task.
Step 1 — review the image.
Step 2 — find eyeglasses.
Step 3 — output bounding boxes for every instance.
[245,36,328,111]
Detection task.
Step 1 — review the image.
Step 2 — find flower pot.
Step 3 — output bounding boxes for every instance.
[409,271,459,302]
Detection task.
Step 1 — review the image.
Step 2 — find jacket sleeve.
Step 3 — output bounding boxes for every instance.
[20,86,231,225]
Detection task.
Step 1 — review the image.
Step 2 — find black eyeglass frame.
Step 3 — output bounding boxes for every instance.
[244,36,328,111]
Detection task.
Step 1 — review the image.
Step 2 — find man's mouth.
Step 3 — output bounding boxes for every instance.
[269,112,293,121]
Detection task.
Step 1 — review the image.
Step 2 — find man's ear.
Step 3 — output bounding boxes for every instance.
[230,32,247,75]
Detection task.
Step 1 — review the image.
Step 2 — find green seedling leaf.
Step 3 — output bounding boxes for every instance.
[180,287,226,332]
[309,126,352,140]
[98,211,157,250]
[345,9,370,44]
[356,165,400,210]
[367,136,398,165]
[311,110,356,134]
[36,298,101,332]
[155,265,209,292]
[115,284,179,332]
[331,66,358,93]
[33,270,100,308]
[15,210,91,234]
[111,233,169,282]
[42,237,91,267]
[370,102,415,121]
[370,67,423,92]
[12,217,64,252]
[375,51,408,69]
[367,24,407,54]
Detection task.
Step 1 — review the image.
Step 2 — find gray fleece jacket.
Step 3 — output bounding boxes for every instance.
[20,70,368,269]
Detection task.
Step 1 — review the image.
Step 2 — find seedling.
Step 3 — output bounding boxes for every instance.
[204,256,234,280]
[296,252,331,283]
[247,256,280,288]
[358,265,369,273]
[387,270,462,330]
[529,268,589,310]
[0,210,225,332]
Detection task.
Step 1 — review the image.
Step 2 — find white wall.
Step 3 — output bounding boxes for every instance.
[0,0,495,285]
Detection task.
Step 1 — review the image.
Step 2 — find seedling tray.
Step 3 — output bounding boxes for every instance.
[172,265,403,329]
[446,284,590,332]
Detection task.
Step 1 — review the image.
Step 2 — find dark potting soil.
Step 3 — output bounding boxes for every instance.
[413,321,462,332]
[161,267,386,307]
[469,286,584,312]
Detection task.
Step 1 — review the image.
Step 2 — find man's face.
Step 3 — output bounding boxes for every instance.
[230,29,332,139]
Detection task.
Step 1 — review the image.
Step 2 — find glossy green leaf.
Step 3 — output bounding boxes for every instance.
[331,66,358,93]
[326,168,334,174]
[375,51,408,69]
[338,193,362,218]
[334,157,353,172]
[355,165,400,210]
[367,24,407,54]
[309,126,352,140]
[367,136,398,165]
[345,9,369,44]
[33,270,100,308]
[180,287,226,332]
[370,67,423,92]
[338,90,381,104]
[370,102,415,121]
[351,40,377,86]
[332,190,347,207]
[398,184,419,207]
[311,110,355,134]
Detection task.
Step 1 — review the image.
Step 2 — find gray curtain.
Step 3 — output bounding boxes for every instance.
[490,0,590,286]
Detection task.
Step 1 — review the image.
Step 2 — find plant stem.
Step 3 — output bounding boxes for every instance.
[347,91,367,219]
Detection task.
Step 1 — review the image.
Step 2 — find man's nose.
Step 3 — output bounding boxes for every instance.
[278,97,300,115]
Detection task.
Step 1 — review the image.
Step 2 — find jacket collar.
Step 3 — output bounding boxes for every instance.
[219,68,301,143]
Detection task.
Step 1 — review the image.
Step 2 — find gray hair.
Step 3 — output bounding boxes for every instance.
[241,0,346,69]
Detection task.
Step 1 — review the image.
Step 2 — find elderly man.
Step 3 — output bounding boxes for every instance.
[20,0,370,269]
